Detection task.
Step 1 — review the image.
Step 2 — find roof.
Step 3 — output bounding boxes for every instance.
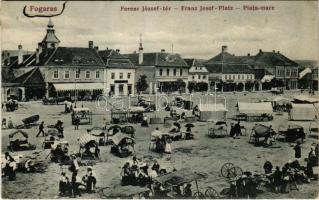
[78,134,98,146]
[293,95,318,103]
[45,47,104,66]
[14,67,45,85]
[111,133,134,145]
[1,67,17,83]
[254,51,298,67]
[254,69,273,80]
[204,63,255,74]
[238,102,273,114]
[124,52,188,68]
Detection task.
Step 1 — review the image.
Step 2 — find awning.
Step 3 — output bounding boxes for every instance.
[299,68,312,79]
[53,83,104,92]
[78,134,99,146]
[261,75,275,83]
[238,102,273,114]
[293,95,318,104]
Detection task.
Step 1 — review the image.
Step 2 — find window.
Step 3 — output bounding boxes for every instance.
[286,69,290,77]
[242,75,244,79]
[199,67,202,70]
[64,71,70,79]
[127,73,131,79]
[192,76,195,79]
[173,69,177,76]
[198,75,201,79]
[111,73,115,79]
[180,69,183,76]
[225,75,228,80]
[95,71,100,79]
[159,69,163,76]
[238,75,240,80]
[166,69,170,76]
[85,71,90,79]
[203,75,206,79]
[195,67,198,70]
[75,70,80,79]
[53,70,59,79]
[233,75,235,80]
[119,73,123,79]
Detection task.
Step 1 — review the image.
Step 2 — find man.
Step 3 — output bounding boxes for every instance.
[71,171,81,197]
[294,141,302,160]
[263,160,273,174]
[184,183,192,198]
[272,166,282,193]
[36,121,45,137]
[74,116,80,130]
[82,167,96,193]
[234,120,242,139]
[59,172,70,196]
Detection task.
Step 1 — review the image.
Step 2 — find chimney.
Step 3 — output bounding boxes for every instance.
[138,33,143,65]
[94,46,99,51]
[88,41,93,48]
[18,44,23,65]
[106,47,108,50]
[247,53,250,56]
[36,48,40,64]
[277,51,280,54]
[259,49,262,53]
[161,49,165,53]
[272,50,275,53]
[116,49,120,53]
[222,45,227,53]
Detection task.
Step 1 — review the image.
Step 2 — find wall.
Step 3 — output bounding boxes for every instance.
[106,68,136,96]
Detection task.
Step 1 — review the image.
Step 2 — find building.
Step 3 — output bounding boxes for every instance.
[253,49,299,90]
[4,19,136,100]
[184,58,209,92]
[124,38,189,94]
[98,48,136,96]
[204,46,256,92]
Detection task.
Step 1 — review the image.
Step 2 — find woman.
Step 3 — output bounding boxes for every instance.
[7,156,17,181]
[273,166,282,193]
[164,137,172,154]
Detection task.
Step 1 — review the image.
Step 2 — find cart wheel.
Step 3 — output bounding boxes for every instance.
[221,162,235,178]
[205,187,219,199]
[229,166,243,178]
[193,191,205,199]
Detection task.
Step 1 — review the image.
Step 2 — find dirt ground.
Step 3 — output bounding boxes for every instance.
[1,91,318,199]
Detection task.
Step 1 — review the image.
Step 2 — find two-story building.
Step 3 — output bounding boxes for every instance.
[184,58,209,92]
[125,40,189,94]
[204,46,256,92]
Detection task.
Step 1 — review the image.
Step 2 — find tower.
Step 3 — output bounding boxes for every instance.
[138,33,143,65]
[40,18,60,49]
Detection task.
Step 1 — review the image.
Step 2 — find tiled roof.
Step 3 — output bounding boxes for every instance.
[1,67,16,83]
[124,52,188,68]
[254,68,273,80]
[45,47,105,66]
[14,67,44,85]
[254,51,298,67]
[99,49,135,69]
[205,63,254,74]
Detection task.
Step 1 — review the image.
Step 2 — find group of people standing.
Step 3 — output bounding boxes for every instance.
[2,152,17,181]
[59,156,97,197]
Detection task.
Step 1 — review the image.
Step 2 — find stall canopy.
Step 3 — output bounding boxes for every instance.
[53,83,104,92]
[78,134,99,146]
[289,103,317,121]
[198,104,227,122]
[111,133,134,146]
[293,95,318,104]
[238,102,273,114]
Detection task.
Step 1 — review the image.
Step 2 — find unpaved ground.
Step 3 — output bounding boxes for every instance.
[1,91,318,199]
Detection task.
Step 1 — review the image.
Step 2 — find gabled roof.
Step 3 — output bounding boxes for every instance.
[254,68,273,80]
[98,49,126,60]
[44,47,104,66]
[206,52,242,64]
[7,54,36,68]
[1,67,16,83]
[99,49,135,69]
[205,63,254,74]
[124,52,188,68]
[184,58,206,69]
[254,51,298,67]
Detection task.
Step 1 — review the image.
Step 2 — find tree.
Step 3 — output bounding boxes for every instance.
[136,75,148,93]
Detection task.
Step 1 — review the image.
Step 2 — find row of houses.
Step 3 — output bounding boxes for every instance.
[2,19,318,101]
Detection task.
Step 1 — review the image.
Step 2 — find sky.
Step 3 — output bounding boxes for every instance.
[1,1,318,60]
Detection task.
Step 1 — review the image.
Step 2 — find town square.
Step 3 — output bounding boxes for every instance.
[1,1,318,199]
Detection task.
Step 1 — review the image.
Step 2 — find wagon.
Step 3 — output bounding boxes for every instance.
[50,140,70,164]
[153,169,216,199]
[278,124,306,143]
[110,133,135,158]
[42,135,60,149]
[78,134,100,159]
[127,107,144,123]
[22,114,40,128]
[100,185,151,199]
[111,109,128,124]
[71,107,92,125]
[208,121,228,138]
[121,125,136,138]
[7,130,36,152]
[87,127,107,146]
[249,124,276,146]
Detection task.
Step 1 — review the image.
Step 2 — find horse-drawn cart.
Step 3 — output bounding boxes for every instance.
[7,130,36,152]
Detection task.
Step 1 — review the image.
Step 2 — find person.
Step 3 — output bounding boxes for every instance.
[55,120,64,138]
[74,116,80,130]
[94,145,100,158]
[36,121,45,137]
[308,147,317,166]
[141,114,148,127]
[273,166,282,193]
[121,162,132,186]
[294,141,302,160]
[234,120,242,138]
[151,160,160,174]
[7,156,17,181]
[82,167,96,193]
[71,171,81,197]
[164,137,172,154]
[65,103,69,113]
[180,112,186,120]
[184,183,192,198]
[69,155,80,173]
[59,172,70,196]
[185,126,194,140]
[229,122,235,138]
[2,118,7,129]
[151,127,162,141]
[7,117,13,129]
[263,160,273,174]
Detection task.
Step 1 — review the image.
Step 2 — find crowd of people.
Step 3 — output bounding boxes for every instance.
[59,156,97,197]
